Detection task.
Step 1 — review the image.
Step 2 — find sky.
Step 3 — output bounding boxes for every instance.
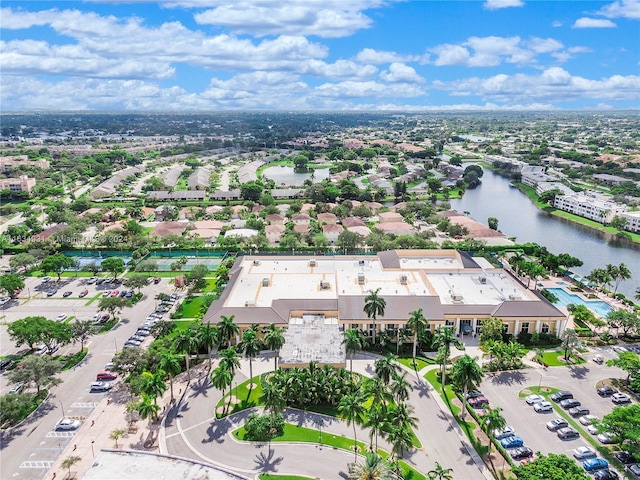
[1,0,639,111]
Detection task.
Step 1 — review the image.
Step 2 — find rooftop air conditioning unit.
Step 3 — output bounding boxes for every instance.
[358,260,365,266]
[400,275,408,285]
[357,273,365,285]
[262,278,270,287]
[320,280,330,290]
[451,293,463,301]
[508,294,521,300]
[479,276,487,284]
[245,301,256,307]
[309,259,316,267]
[252,260,260,266]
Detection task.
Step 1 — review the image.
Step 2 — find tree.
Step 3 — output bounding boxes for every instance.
[101,257,125,279]
[98,296,126,319]
[487,217,499,231]
[260,380,286,420]
[109,428,126,448]
[374,353,401,384]
[511,452,590,480]
[607,310,640,337]
[136,393,160,426]
[210,364,233,414]
[240,329,262,387]
[613,263,632,295]
[185,264,209,291]
[407,308,428,363]
[123,274,149,292]
[0,274,25,298]
[560,328,581,362]
[337,229,363,251]
[428,462,454,480]
[7,316,49,350]
[450,355,484,420]
[598,404,640,456]
[217,315,239,348]
[606,351,640,388]
[342,328,366,372]
[481,407,507,472]
[71,319,95,353]
[479,317,503,345]
[390,371,413,403]
[158,350,182,402]
[173,329,199,383]
[338,390,366,461]
[263,324,285,370]
[432,326,464,389]
[139,370,167,405]
[240,181,263,202]
[197,321,218,370]
[348,452,394,480]
[364,288,386,345]
[9,355,62,394]
[61,455,81,479]
[9,253,37,273]
[39,253,75,281]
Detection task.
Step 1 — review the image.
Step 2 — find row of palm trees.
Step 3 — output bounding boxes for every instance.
[480,339,525,372]
[586,262,632,295]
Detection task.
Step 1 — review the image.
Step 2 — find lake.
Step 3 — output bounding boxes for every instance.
[263,166,330,187]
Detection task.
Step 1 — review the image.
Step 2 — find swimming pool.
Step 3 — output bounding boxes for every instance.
[556,281,568,286]
[546,288,613,318]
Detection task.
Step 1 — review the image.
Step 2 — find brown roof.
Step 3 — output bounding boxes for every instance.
[342,217,366,228]
[150,221,187,237]
[338,295,444,322]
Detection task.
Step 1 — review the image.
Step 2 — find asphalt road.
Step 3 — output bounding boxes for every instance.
[0,277,172,480]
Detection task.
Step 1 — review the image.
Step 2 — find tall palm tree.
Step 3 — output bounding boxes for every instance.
[240,329,262,388]
[348,452,394,480]
[385,421,413,472]
[157,350,181,402]
[263,323,285,370]
[390,372,413,403]
[613,263,631,294]
[173,330,199,384]
[219,347,241,376]
[364,405,387,452]
[374,353,401,384]
[605,264,618,292]
[482,407,507,472]
[432,326,464,389]
[635,286,640,302]
[197,321,219,370]
[140,370,167,405]
[406,308,429,363]
[343,328,366,372]
[136,393,161,427]
[210,364,233,414]
[390,402,418,433]
[260,381,286,420]
[427,462,454,480]
[217,314,239,348]
[450,355,484,420]
[364,376,393,414]
[338,390,366,461]
[364,288,386,345]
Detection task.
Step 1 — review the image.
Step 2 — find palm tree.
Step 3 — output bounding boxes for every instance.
[482,407,507,472]
[450,355,484,420]
[157,350,182,402]
[364,288,386,345]
[338,390,366,461]
[219,347,241,376]
[406,308,429,364]
[635,286,640,302]
[260,381,286,420]
[364,405,387,452]
[140,370,167,405]
[197,321,219,370]
[374,353,401,383]
[390,372,413,403]
[210,364,233,414]
[364,376,393,414]
[136,393,161,427]
[385,421,413,472]
[173,329,199,383]
[395,327,411,356]
[432,326,464,389]
[427,462,454,480]
[263,324,285,370]
[61,456,81,480]
[343,328,366,372]
[561,328,581,362]
[613,263,631,294]
[217,314,239,348]
[348,452,394,480]
[240,329,262,389]
[109,428,126,448]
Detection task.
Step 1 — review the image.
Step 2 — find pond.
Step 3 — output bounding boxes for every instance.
[262,166,330,187]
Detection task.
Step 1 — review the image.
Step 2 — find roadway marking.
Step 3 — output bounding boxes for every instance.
[20,461,53,468]
[46,431,76,438]
[71,402,99,408]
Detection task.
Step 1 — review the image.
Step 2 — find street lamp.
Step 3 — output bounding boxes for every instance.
[60,401,65,418]
[91,440,95,458]
[114,339,118,352]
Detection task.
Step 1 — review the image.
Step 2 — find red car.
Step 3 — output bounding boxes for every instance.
[153,277,161,284]
[109,290,120,297]
[79,289,89,298]
[96,371,117,380]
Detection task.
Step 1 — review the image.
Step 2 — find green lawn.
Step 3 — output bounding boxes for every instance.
[201,278,218,293]
[59,348,88,370]
[397,357,433,371]
[173,320,199,332]
[174,296,207,318]
[541,350,585,366]
[216,376,265,417]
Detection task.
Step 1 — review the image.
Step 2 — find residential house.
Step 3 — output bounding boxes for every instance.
[265,213,286,225]
[265,224,286,244]
[317,212,337,225]
[292,213,311,225]
[323,224,344,244]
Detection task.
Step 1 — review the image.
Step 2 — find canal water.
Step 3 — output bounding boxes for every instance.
[263,166,330,187]
[450,167,639,299]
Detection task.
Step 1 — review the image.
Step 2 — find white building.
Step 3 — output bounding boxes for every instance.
[620,211,640,234]
[535,182,574,196]
[521,166,554,187]
[554,191,628,224]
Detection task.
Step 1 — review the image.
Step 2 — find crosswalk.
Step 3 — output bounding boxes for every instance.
[20,461,53,469]
[46,431,76,438]
[70,402,99,408]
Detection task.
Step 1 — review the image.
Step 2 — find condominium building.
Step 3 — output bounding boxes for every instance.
[620,211,640,234]
[0,175,36,193]
[554,191,628,224]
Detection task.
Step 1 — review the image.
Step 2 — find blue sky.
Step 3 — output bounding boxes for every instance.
[1,0,639,111]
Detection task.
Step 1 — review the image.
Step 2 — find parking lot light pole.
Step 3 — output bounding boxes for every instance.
[91,440,95,458]
[60,401,65,418]
[114,339,118,352]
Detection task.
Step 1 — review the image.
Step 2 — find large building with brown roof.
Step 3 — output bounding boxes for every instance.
[203,250,568,360]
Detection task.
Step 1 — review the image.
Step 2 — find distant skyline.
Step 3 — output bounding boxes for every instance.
[1,0,639,111]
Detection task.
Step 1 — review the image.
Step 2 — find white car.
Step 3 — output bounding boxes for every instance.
[587,424,599,435]
[0,297,11,306]
[56,418,81,431]
[102,290,112,297]
[579,414,598,425]
[525,394,544,405]
[493,426,515,439]
[90,381,113,392]
[87,277,98,284]
[533,401,553,413]
[55,314,68,322]
[91,314,100,322]
[573,446,596,460]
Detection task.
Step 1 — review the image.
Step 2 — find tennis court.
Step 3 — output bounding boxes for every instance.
[144,256,223,272]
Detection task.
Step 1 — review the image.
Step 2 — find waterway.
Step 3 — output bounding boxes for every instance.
[450,167,639,299]
[263,166,330,187]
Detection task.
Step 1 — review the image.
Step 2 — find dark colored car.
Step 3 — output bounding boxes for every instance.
[560,399,581,409]
[509,447,534,460]
[626,464,640,479]
[569,406,590,418]
[614,451,637,465]
[96,278,105,285]
[0,359,14,371]
[551,391,573,402]
[594,470,619,480]
[62,291,72,297]
[153,277,161,284]
[468,396,490,407]
[598,386,616,397]
[557,427,580,440]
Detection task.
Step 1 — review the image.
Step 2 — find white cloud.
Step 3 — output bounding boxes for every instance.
[552,20,563,27]
[598,0,640,19]
[551,46,591,63]
[431,44,471,66]
[379,63,424,83]
[354,48,419,65]
[192,0,390,38]
[483,0,524,10]
[315,80,425,98]
[573,17,617,28]
[526,37,563,53]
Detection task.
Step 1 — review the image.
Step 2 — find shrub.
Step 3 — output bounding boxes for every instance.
[244,412,284,441]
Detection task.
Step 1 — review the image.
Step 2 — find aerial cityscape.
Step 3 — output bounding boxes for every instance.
[1,1,639,480]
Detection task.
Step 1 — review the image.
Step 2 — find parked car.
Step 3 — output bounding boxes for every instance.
[594,470,619,480]
[587,424,600,435]
[593,354,604,364]
[118,290,128,298]
[557,427,580,440]
[91,314,100,322]
[130,335,146,343]
[56,418,81,430]
[110,290,120,297]
[546,418,568,431]
[87,277,98,284]
[508,447,534,460]
[0,359,14,371]
[534,401,553,413]
[612,393,632,404]
[573,446,596,460]
[96,371,118,381]
[104,362,114,371]
[41,276,51,283]
[170,293,180,300]
[98,314,110,323]
[102,290,111,297]
[79,289,89,298]
[493,426,515,440]
[55,314,68,322]
[560,399,581,409]
[125,339,142,347]
[34,345,48,356]
[500,436,524,449]
[583,458,609,472]
[125,290,134,298]
[9,383,24,394]
[525,394,544,405]
[135,329,150,337]
[90,381,113,392]
[46,290,57,297]
[551,391,573,402]
[597,433,617,444]
[626,464,640,479]
[153,277,161,284]
[569,406,590,417]
[614,451,638,464]
[579,414,598,425]
[96,278,105,285]
[0,297,11,306]
[468,396,490,408]
[62,291,72,298]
